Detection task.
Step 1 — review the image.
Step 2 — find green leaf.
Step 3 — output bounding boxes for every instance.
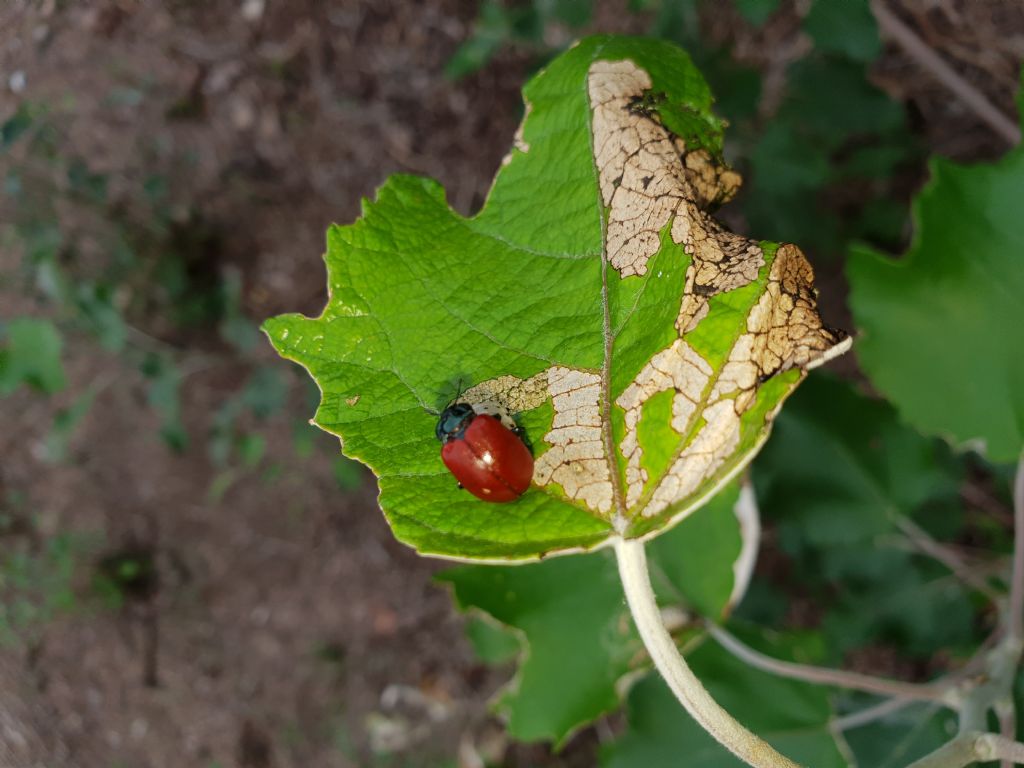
[733,0,780,27]
[847,112,1024,462]
[141,353,188,452]
[66,158,108,205]
[840,701,954,768]
[602,631,846,767]
[464,615,521,665]
[265,35,847,560]
[1,104,33,151]
[241,366,288,420]
[445,1,514,80]
[332,455,364,490]
[647,480,750,619]
[750,373,977,658]
[219,267,259,352]
[75,281,127,352]
[803,0,882,62]
[44,387,95,463]
[440,546,637,746]
[743,54,915,254]
[0,317,66,395]
[438,482,751,744]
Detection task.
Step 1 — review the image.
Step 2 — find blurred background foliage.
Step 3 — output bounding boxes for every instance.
[0,0,1021,766]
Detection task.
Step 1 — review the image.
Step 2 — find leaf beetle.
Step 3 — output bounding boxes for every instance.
[436,400,534,503]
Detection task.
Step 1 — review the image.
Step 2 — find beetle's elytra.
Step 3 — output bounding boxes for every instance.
[436,402,533,503]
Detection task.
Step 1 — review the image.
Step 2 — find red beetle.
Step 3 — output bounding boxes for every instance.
[435,402,534,502]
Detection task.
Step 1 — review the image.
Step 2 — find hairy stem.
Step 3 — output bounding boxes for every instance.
[910,732,1024,768]
[615,537,802,768]
[907,734,982,768]
[707,623,951,703]
[978,735,1024,763]
[1010,454,1024,645]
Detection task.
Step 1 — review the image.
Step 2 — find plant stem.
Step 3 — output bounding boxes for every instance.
[832,696,921,732]
[870,0,1021,145]
[1010,454,1024,645]
[978,735,1024,763]
[999,699,1018,768]
[909,732,1024,768]
[907,734,982,768]
[707,623,951,703]
[894,515,1002,603]
[615,537,802,768]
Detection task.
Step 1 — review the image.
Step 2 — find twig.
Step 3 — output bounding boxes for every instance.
[977,734,1024,763]
[1010,455,1024,644]
[961,484,1014,527]
[615,538,802,768]
[907,734,981,768]
[706,623,952,703]
[910,732,1024,767]
[894,515,1002,603]
[832,696,918,732]
[999,699,1018,768]
[870,0,1021,146]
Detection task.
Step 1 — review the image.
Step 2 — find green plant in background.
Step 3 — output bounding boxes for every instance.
[452,0,920,260]
[0,100,305,477]
[266,27,1024,768]
[0,91,329,645]
[0,532,78,646]
[446,0,595,79]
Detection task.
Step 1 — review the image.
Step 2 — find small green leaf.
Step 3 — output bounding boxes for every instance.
[602,631,846,767]
[242,366,288,419]
[44,387,95,463]
[237,433,266,467]
[141,353,188,452]
[0,317,66,395]
[733,0,780,27]
[847,109,1024,462]
[266,36,846,560]
[445,1,513,80]
[1,104,33,151]
[332,455,364,490]
[75,282,127,352]
[66,158,108,205]
[218,267,259,352]
[438,482,751,744]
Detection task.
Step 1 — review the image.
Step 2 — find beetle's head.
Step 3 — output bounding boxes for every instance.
[435,402,475,443]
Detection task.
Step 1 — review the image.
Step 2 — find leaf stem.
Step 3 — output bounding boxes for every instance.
[908,733,1024,768]
[615,537,802,768]
[1000,700,1019,768]
[831,696,921,732]
[906,734,983,768]
[978,735,1024,763]
[1009,454,1024,645]
[893,514,1002,603]
[706,623,952,703]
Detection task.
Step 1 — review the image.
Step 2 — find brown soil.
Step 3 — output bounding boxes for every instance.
[0,1,1019,767]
